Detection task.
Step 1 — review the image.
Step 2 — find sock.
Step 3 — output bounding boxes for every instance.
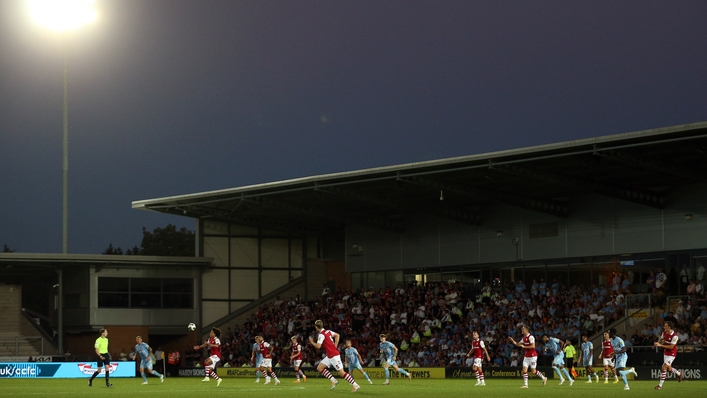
[320,368,336,382]
[562,367,571,380]
[211,367,220,381]
[141,372,147,382]
[152,370,162,377]
[206,366,211,378]
[344,372,356,385]
[479,370,485,383]
[670,368,680,375]
[619,369,628,385]
[364,372,371,381]
[536,370,545,379]
[105,367,110,384]
[385,367,390,380]
[398,368,409,376]
[256,370,261,380]
[605,369,609,381]
[90,371,99,381]
[659,370,666,386]
[553,366,563,379]
[476,370,481,383]
[270,371,278,381]
[523,372,528,385]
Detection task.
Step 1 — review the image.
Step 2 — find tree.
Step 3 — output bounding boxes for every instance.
[102,243,123,255]
[102,224,195,256]
[140,224,195,256]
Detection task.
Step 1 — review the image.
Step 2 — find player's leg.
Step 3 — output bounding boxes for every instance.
[317,359,338,386]
[89,365,102,386]
[560,365,572,382]
[383,363,391,384]
[268,366,280,385]
[552,364,564,383]
[356,364,372,383]
[521,364,529,387]
[393,363,411,378]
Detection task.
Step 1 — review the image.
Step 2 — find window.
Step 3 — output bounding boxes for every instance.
[97,277,193,309]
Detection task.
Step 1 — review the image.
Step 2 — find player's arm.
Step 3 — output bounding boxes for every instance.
[332,332,340,347]
[482,346,491,362]
[507,336,520,347]
[309,335,322,349]
[356,352,365,365]
[393,344,398,358]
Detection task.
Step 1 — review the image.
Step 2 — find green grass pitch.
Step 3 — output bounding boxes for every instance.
[0,377,704,397]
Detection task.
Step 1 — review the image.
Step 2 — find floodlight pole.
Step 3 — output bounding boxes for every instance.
[62,39,69,254]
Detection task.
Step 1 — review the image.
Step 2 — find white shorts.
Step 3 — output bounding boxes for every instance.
[261,358,273,368]
[663,355,675,367]
[321,355,344,371]
[522,356,537,369]
[473,358,483,368]
[209,355,220,366]
[602,357,614,367]
[293,360,302,368]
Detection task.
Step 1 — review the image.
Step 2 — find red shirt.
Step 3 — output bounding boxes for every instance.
[259,341,272,359]
[662,331,679,357]
[522,334,537,358]
[317,329,340,358]
[602,340,614,358]
[291,343,303,360]
[209,337,221,359]
[472,339,485,359]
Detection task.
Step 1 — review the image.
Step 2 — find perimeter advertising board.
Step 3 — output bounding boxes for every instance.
[0,362,134,378]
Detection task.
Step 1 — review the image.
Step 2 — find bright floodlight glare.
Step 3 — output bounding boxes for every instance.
[28,0,97,31]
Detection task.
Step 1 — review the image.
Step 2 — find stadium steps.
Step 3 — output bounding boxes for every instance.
[0,284,53,357]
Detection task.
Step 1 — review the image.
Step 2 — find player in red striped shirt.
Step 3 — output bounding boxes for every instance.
[309,319,361,392]
[653,321,684,389]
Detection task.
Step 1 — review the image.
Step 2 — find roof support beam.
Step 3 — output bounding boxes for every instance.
[489,161,665,209]
[397,173,569,218]
[592,145,706,182]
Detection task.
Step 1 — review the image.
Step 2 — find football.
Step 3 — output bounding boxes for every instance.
[188,322,197,331]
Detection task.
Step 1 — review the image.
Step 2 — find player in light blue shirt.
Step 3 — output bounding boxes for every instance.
[609,328,637,390]
[379,334,411,385]
[579,334,599,383]
[344,339,372,384]
[251,341,263,383]
[135,336,164,384]
[542,335,573,385]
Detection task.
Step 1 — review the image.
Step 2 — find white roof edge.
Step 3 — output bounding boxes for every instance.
[132,121,707,208]
[0,252,213,264]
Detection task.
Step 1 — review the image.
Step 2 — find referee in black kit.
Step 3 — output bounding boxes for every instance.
[89,328,112,387]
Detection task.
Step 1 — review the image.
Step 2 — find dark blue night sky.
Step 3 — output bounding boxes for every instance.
[1,0,706,253]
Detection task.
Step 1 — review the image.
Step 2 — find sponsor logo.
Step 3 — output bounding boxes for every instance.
[0,364,61,378]
[77,362,119,375]
[650,369,701,380]
[178,368,206,377]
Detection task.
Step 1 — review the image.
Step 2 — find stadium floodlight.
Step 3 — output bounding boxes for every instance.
[28,0,97,32]
[28,0,97,254]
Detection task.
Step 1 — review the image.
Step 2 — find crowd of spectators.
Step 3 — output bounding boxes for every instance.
[206,272,707,369]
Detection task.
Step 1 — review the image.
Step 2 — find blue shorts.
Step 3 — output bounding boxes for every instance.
[348,363,363,373]
[552,356,565,367]
[140,359,153,371]
[384,358,398,367]
[615,354,627,369]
